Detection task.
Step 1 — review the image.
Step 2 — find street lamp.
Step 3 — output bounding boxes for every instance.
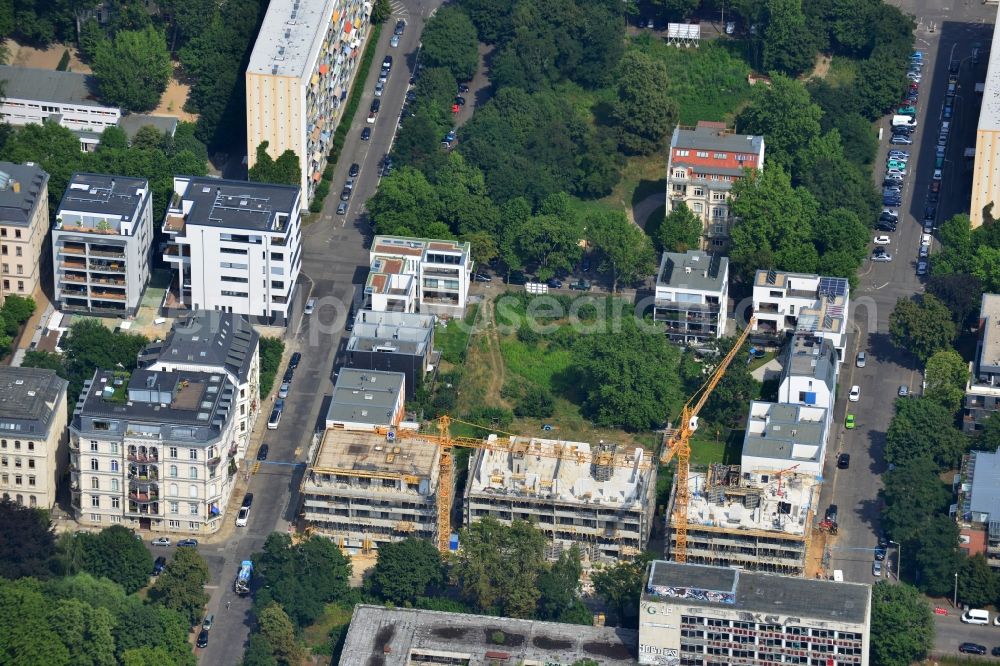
[954,571,959,608]
[889,540,902,581]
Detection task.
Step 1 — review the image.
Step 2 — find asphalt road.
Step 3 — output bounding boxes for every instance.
[194,1,444,663]
[816,0,997,657]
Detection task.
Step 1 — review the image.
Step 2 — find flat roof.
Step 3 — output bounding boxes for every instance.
[347,309,433,356]
[673,124,764,154]
[979,5,1000,132]
[371,235,471,259]
[743,401,827,464]
[0,367,67,438]
[645,560,870,626]
[466,437,652,509]
[657,250,728,293]
[174,176,299,233]
[0,162,48,226]
[0,66,110,109]
[247,0,340,80]
[312,429,438,479]
[783,334,837,390]
[139,311,259,383]
[970,448,1000,519]
[326,369,404,426]
[339,605,637,666]
[57,173,149,223]
[118,114,178,140]
[979,294,1000,371]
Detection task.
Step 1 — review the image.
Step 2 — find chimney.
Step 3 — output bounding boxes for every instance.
[11,181,20,193]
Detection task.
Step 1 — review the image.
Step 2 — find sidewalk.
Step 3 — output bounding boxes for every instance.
[6,288,54,366]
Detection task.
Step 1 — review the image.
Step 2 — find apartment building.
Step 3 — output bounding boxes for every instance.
[666,121,765,248]
[70,368,241,533]
[0,162,49,302]
[162,176,302,325]
[958,447,1000,569]
[653,250,729,343]
[464,438,657,563]
[246,0,373,201]
[778,334,839,413]
[752,271,850,363]
[300,429,441,550]
[742,402,830,478]
[369,236,473,318]
[52,173,153,315]
[325,369,406,431]
[639,561,871,666]
[964,293,1000,433]
[137,311,261,457]
[345,310,436,398]
[0,367,69,510]
[971,6,1000,228]
[666,463,821,575]
[341,605,638,666]
[365,258,418,313]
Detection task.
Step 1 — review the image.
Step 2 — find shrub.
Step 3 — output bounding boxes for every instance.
[514,385,555,418]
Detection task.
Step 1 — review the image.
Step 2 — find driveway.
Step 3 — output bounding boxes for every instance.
[632,191,665,230]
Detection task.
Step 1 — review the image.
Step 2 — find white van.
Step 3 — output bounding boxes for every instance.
[833,570,844,582]
[892,115,917,127]
[961,609,990,625]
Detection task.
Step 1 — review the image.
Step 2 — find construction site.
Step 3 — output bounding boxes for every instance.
[665,462,821,575]
[463,437,657,564]
[300,429,442,551]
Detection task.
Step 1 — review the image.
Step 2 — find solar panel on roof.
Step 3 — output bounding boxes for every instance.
[818,276,848,298]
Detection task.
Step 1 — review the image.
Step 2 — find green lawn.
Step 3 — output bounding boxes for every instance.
[499,338,576,392]
[437,304,481,365]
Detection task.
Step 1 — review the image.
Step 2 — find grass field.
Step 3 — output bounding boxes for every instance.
[436,304,481,366]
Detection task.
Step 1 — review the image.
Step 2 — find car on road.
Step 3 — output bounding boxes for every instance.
[177,539,198,548]
[394,19,405,35]
[898,385,909,397]
[928,190,940,204]
[236,506,250,527]
[856,352,866,368]
[917,260,928,276]
[390,34,400,48]
[197,630,209,648]
[874,547,886,561]
[546,278,563,289]
[374,81,384,96]
[845,414,856,429]
[849,385,860,402]
[943,105,952,119]
[871,252,892,263]
[257,443,269,460]
[890,135,913,145]
[370,98,381,115]
[152,537,171,547]
[242,493,254,508]
[340,186,351,202]
[920,233,931,247]
[875,222,897,232]
[888,149,909,158]
[152,556,167,575]
[289,352,301,369]
[203,615,214,631]
[873,236,890,246]
[878,212,898,223]
[267,407,281,429]
[383,55,393,69]
[304,298,316,314]
[993,646,1000,657]
[959,643,987,655]
[455,96,466,106]
[278,381,290,398]
[473,273,492,282]
[349,163,360,177]
[336,201,347,215]
[932,169,942,181]
[897,106,916,116]
[825,505,838,523]
[872,561,882,577]
[282,367,293,383]
[360,127,371,141]
[838,453,851,469]
[919,245,929,259]
[570,279,592,291]
[458,83,470,94]
[886,167,906,177]
[367,111,377,123]
[886,160,907,170]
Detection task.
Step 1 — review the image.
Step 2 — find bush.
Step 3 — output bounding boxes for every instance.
[516,326,540,345]
[465,406,514,429]
[514,385,555,418]
[56,49,70,71]
[258,337,285,398]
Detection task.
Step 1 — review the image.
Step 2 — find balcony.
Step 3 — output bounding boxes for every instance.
[89,247,125,259]
[92,291,126,301]
[128,488,159,503]
[127,447,159,462]
[89,261,126,273]
[755,302,780,314]
[126,501,160,516]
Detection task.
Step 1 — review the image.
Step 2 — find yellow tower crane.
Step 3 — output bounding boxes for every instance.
[659,318,756,563]
[382,416,653,553]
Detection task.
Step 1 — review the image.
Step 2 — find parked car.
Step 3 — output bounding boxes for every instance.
[825,505,839,523]
[278,381,290,399]
[336,201,348,215]
[897,106,916,116]
[257,443,270,460]
[838,453,851,469]
[874,547,886,561]
[943,105,952,119]
[203,615,214,631]
[360,127,371,141]
[570,279,592,291]
[875,223,897,232]
[890,134,913,145]
[932,169,943,181]
[394,19,405,35]
[856,352,866,368]
[898,385,909,397]
[236,506,250,527]
[473,273,492,282]
[928,190,940,204]
[390,34,400,48]
[267,407,281,429]
[177,539,198,548]
[152,537,171,547]
[458,83,470,94]
[152,556,167,574]
[849,385,861,402]
[197,630,209,648]
[872,561,882,577]
[455,96,466,106]
[917,260,928,276]
[845,413,856,428]
[872,252,893,263]
[873,235,891,246]
[888,150,910,158]
[242,493,254,507]
[886,160,907,170]
[959,644,987,655]
[282,368,293,383]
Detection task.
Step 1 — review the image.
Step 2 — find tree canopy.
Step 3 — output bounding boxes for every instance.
[611,50,675,155]
[738,74,822,170]
[92,26,172,112]
[420,6,479,81]
[367,538,443,605]
[885,397,967,470]
[923,350,968,414]
[889,295,957,363]
[586,209,656,292]
[869,582,933,666]
[248,142,301,186]
[656,202,702,253]
[762,0,817,76]
[77,525,154,595]
[0,499,56,580]
[149,546,209,627]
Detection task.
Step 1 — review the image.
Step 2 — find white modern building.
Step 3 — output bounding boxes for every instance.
[246,0,373,201]
[778,333,839,413]
[741,401,830,478]
[70,368,242,534]
[653,250,729,343]
[369,236,473,318]
[162,176,302,326]
[752,271,850,363]
[640,561,871,666]
[324,369,407,431]
[138,311,261,458]
[964,293,1000,433]
[52,173,153,315]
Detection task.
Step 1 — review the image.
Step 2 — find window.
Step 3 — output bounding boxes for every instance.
[170,465,178,478]
[221,275,249,283]
[169,483,178,496]
[693,187,704,197]
[675,149,689,157]
[90,514,102,522]
[168,520,180,528]
[0,474,6,484]
[91,495,100,508]
[15,266,21,275]
[26,442,33,451]
[714,152,727,159]
[189,467,198,480]
[14,475,21,485]
[691,203,704,213]
[0,440,4,448]
[170,501,179,514]
[189,502,199,515]
[189,448,198,460]
[189,484,198,497]
[111,496,119,508]
[27,460,33,469]
[110,478,118,491]
[673,169,686,179]
[91,476,99,489]
[188,522,199,529]
[90,458,99,471]
[0,457,5,467]
[109,442,117,454]
[109,515,121,523]
[169,447,178,458]
[14,247,21,257]
[696,151,709,158]
[110,460,119,472]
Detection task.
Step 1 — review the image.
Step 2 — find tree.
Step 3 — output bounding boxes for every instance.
[434,152,500,236]
[420,6,479,82]
[592,555,652,628]
[854,44,909,119]
[923,350,968,413]
[1,295,35,329]
[368,167,444,238]
[914,515,961,597]
[869,582,933,666]
[77,525,154,594]
[880,457,951,551]
[651,0,700,21]
[762,0,817,76]
[958,554,998,608]
[256,603,304,666]
[454,517,547,618]
[737,74,822,169]
[111,595,194,666]
[461,0,517,43]
[885,398,967,471]
[0,499,56,579]
[248,142,301,186]
[21,350,65,373]
[536,546,589,624]
[889,295,956,363]
[656,203,702,253]
[243,634,278,666]
[92,26,172,112]
[573,316,682,431]
[611,50,675,155]
[505,194,582,281]
[587,210,656,291]
[367,538,443,605]
[0,578,72,665]
[149,546,209,627]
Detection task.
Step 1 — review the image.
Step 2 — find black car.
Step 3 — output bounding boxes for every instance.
[394,19,405,35]
[458,83,470,93]
[473,273,492,282]
[289,352,301,369]
[959,643,986,655]
[875,223,897,232]
[874,547,886,561]
[547,278,563,289]
[349,163,360,177]
[382,55,393,70]
[257,444,269,461]
[927,191,939,203]
[360,127,371,141]
[455,96,466,106]
[837,453,850,469]
[152,556,167,575]
[283,368,293,383]
[878,533,889,548]
[177,539,198,548]
[992,646,1000,657]
[340,187,352,201]
[370,99,380,114]
[197,630,209,648]
[242,493,254,508]
[825,505,838,523]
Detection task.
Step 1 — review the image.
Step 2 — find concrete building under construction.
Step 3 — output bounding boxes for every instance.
[300,429,441,551]
[463,438,657,564]
[665,463,821,575]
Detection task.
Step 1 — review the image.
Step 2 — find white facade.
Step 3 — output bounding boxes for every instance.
[162,176,302,325]
[369,236,473,318]
[653,250,729,343]
[324,369,407,431]
[752,271,850,363]
[741,401,830,478]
